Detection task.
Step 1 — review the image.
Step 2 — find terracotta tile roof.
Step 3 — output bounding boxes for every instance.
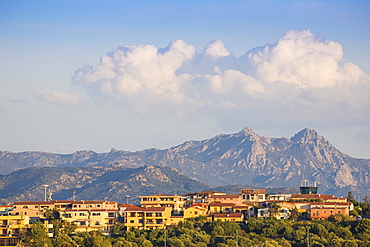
[241,189,266,194]
[213,213,243,218]
[13,201,55,205]
[209,195,240,198]
[124,206,168,212]
[209,202,235,207]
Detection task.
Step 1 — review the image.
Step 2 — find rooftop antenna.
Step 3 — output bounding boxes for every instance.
[48,190,53,201]
[42,185,49,201]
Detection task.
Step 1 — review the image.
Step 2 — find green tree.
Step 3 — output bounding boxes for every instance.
[52,233,78,247]
[362,196,370,215]
[112,223,126,237]
[246,217,265,233]
[289,207,300,221]
[30,221,53,247]
[268,202,281,218]
[347,192,355,202]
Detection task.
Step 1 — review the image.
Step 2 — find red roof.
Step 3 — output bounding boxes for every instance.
[209,195,240,198]
[13,201,55,205]
[310,202,351,206]
[213,213,243,218]
[209,203,235,207]
[124,206,168,212]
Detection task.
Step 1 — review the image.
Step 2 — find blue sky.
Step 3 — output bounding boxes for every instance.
[1,0,369,158]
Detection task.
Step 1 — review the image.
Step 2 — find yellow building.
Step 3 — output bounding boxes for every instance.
[209,203,235,214]
[168,216,184,227]
[11,201,55,219]
[0,214,31,246]
[183,204,208,218]
[140,194,186,212]
[123,206,171,230]
[60,208,118,234]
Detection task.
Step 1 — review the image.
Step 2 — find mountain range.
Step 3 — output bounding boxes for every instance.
[1,127,369,203]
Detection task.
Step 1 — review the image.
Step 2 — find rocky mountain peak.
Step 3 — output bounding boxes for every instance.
[238,126,257,136]
[291,128,320,143]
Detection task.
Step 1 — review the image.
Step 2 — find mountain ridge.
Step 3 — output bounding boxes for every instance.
[1,127,369,197]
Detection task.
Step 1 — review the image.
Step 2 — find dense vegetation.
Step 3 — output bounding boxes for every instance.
[20,216,370,247]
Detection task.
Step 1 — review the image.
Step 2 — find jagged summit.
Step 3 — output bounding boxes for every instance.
[238,126,257,136]
[291,128,321,143]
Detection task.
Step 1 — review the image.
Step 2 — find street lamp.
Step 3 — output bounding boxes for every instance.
[42,185,49,201]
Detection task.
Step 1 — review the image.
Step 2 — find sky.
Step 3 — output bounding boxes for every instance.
[0,0,369,158]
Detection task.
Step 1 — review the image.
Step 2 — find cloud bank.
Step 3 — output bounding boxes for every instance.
[72,30,369,127]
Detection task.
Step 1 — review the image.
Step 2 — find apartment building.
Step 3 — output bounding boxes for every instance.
[309,202,352,220]
[206,194,242,205]
[140,194,186,212]
[60,208,118,234]
[241,189,266,202]
[122,206,171,230]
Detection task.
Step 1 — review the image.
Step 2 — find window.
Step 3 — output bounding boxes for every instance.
[95,221,100,225]
[97,205,101,207]
[156,219,163,224]
[108,212,115,217]
[155,213,162,217]
[79,213,85,216]
[330,210,333,214]
[194,211,198,215]
[130,220,134,223]
[146,213,153,217]
[23,206,28,209]
[130,212,135,217]
[92,213,101,216]
[139,219,143,224]
[80,221,86,226]
[35,206,38,208]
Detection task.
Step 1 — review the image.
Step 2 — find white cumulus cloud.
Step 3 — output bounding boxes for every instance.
[72,30,369,127]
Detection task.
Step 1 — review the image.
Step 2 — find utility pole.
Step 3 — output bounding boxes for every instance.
[164,229,167,247]
[307,227,310,247]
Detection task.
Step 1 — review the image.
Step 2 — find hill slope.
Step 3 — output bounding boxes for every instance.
[0,165,211,204]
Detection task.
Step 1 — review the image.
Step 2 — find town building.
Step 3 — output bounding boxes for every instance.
[122,206,171,230]
[140,194,186,212]
[241,189,266,202]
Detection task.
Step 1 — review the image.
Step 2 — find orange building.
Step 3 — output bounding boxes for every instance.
[207,213,244,222]
[309,202,352,220]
